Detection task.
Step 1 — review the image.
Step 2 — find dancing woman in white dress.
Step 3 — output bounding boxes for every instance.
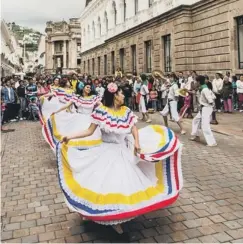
[43,83,101,151]
[56,82,183,233]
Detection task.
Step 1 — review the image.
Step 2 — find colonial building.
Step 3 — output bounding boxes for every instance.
[34,35,46,75]
[1,20,23,77]
[80,0,243,77]
[45,18,81,74]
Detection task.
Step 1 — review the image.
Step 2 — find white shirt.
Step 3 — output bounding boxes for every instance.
[7,87,11,100]
[236,80,243,94]
[96,86,105,98]
[128,79,133,85]
[168,83,179,100]
[184,77,193,90]
[140,84,149,96]
[212,78,223,94]
[200,88,215,107]
[160,83,169,99]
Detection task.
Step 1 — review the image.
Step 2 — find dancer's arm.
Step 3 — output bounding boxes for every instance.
[132,125,141,154]
[62,123,98,143]
[53,101,73,115]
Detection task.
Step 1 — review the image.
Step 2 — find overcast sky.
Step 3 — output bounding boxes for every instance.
[1,0,85,33]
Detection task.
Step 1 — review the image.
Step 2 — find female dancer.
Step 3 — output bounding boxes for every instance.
[57,82,183,233]
[44,83,101,150]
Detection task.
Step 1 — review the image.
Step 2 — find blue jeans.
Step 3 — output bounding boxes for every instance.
[152,100,157,111]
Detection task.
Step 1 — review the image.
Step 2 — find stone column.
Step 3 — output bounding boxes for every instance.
[63,40,67,69]
[68,39,72,69]
[52,41,55,70]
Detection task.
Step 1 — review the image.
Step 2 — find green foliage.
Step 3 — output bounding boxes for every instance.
[8,22,42,52]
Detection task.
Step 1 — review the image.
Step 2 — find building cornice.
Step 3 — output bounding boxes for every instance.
[80,4,191,56]
[80,0,105,21]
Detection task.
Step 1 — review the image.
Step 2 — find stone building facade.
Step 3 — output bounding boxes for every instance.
[1,20,23,77]
[45,18,81,74]
[80,0,243,77]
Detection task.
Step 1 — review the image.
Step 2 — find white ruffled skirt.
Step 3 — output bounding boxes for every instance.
[56,125,183,225]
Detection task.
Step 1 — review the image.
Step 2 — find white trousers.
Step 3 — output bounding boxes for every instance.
[191,106,216,146]
[161,101,179,122]
[139,96,147,113]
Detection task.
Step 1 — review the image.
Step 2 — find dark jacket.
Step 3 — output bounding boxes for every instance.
[17,85,26,98]
[222,82,233,99]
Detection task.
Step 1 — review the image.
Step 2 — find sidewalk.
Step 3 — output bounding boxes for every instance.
[137,111,243,139]
[182,112,243,138]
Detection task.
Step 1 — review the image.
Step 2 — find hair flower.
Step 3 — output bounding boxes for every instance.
[107,82,118,93]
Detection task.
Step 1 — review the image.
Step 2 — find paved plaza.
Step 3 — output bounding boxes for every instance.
[1,114,243,243]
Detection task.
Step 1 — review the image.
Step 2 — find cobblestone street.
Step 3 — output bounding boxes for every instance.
[1,118,243,243]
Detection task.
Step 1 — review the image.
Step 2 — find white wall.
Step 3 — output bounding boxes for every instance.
[37,35,46,67]
[1,20,23,74]
[80,0,202,52]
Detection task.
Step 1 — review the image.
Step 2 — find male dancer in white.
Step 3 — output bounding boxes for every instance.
[190,75,217,147]
[160,77,186,135]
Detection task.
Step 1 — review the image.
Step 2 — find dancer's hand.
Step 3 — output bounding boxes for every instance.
[51,112,56,116]
[134,143,141,155]
[61,136,70,144]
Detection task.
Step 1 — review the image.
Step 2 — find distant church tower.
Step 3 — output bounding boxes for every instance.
[85,0,92,6]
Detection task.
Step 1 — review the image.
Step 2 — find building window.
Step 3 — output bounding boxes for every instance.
[237,16,243,69]
[92,58,95,75]
[83,28,86,43]
[104,55,107,75]
[77,59,81,65]
[98,17,101,36]
[88,60,90,73]
[112,1,117,26]
[84,61,86,72]
[98,57,101,75]
[119,48,125,72]
[111,51,115,74]
[105,11,108,32]
[87,25,90,41]
[145,41,152,73]
[77,43,81,52]
[149,0,153,7]
[163,34,172,72]
[54,41,63,53]
[135,0,138,15]
[131,45,137,72]
[92,21,95,39]
[124,0,126,21]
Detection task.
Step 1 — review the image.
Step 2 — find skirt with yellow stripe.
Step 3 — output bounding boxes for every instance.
[56,125,183,225]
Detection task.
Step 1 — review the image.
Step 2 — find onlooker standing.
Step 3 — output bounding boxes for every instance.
[222,76,233,113]
[37,81,48,97]
[236,75,243,112]
[28,97,39,121]
[26,78,38,100]
[17,80,26,120]
[232,76,238,110]
[123,81,133,109]
[70,74,79,93]
[1,79,15,122]
[225,71,232,83]
[149,86,158,111]
[96,82,105,99]
[212,72,224,112]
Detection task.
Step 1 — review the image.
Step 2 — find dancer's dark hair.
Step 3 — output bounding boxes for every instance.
[196,75,205,86]
[102,87,122,108]
[78,82,93,97]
